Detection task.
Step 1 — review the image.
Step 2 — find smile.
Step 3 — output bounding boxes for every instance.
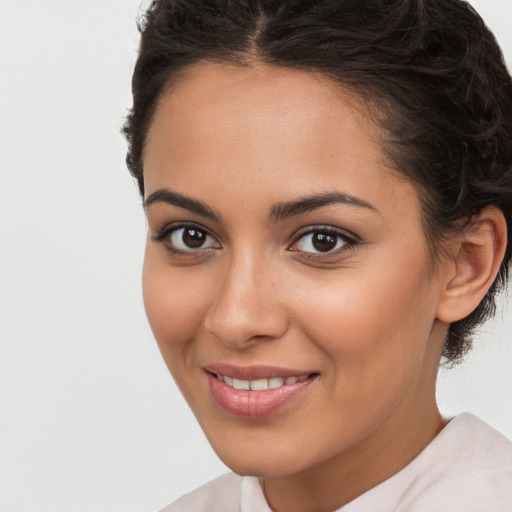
[216,373,310,391]
[205,367,318,418]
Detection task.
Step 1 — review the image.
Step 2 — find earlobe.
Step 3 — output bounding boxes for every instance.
[436,206,507,323]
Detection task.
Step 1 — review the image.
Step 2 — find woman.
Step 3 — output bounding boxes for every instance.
[123,0,512,510]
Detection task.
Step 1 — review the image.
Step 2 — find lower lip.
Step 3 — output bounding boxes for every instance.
[206,372,315,418]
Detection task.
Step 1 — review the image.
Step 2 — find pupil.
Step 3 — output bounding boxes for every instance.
[312,232,337,252]
[183,228,206,248]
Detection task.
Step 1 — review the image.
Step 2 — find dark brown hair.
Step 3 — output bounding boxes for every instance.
[123,0,512,363]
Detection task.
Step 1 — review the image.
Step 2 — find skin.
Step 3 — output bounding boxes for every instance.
[141,62,502,511]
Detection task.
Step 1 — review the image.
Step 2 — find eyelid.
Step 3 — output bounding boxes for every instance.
[290,224,358,243]
[153,221,358,259]
[153,221,221,253]
[288,225,358,256]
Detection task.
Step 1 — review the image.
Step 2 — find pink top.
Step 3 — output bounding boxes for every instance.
[162,413,512,511]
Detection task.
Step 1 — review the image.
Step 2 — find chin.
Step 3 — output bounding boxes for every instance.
[220,456,303,479]
[207,434,317,478]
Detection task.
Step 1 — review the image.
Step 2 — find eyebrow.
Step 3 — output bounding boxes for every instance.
[144,189,221,220]
[269,191,378,221]
[144,188,377,222]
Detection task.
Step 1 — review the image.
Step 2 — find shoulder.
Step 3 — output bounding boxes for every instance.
[413,413,512,509]
[406,413,512,508]
[343,413,512,511]
[449,412,512,468]
[159,473,243,512]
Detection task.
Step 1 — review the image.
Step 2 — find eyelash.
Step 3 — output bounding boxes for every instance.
[288,226,358,260]
[153,222,358,260]
[153,222,220,256]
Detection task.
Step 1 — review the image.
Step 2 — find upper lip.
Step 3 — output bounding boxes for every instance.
[203,363,316,381]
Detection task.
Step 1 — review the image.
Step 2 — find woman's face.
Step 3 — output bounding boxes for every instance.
[142,62,450,479]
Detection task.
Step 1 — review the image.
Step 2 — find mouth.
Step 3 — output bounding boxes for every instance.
[214,373,310,390]
[204,365,318,418]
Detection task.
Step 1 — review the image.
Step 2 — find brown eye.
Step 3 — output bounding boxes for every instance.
[292,228,354,255]
[181,228,206,248]
[311,232,337,252]
[165,225,220,252]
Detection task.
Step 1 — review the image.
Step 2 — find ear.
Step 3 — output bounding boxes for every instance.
[436,206,507,323]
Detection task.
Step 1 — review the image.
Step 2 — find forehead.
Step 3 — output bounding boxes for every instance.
[143,61,416,220]
[146,62,376,152]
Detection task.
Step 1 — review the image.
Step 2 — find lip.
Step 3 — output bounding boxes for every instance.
[203,363,314,381]
[204,364,318,418]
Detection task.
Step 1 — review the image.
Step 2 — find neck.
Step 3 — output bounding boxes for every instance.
[260,396,446,512]
[260,320,449,512]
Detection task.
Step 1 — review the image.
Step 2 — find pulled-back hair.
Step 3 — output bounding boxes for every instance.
[123,0,512,363]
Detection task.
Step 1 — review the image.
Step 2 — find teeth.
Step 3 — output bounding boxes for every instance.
[217,374,309,390]
[268,377,284,389]
[233,378,250,390]
[249,378,269,391]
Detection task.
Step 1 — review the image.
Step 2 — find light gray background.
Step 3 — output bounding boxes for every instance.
[0,1,510,511]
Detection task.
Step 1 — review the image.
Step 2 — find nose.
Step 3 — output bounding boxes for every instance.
[204,252,289,348]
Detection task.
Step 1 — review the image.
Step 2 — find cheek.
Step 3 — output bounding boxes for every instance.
[290,260,437,377]
[284,266,438,446]
[142,249,210,359]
